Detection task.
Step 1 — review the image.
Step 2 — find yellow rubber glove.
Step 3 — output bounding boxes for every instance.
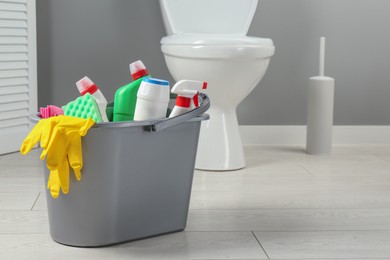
[67,131,84,180]
[21,115,95,198]
[20,116,63,155]
[44,127,70,197]
[41,116,94,171]
[41,116,94,198]
[46,158,68,198]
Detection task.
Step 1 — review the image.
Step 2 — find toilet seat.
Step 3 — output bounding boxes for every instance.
[161,34,273,46]
[161,35,275,59]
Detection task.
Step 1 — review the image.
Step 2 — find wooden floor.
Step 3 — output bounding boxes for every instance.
[1,145,390,259]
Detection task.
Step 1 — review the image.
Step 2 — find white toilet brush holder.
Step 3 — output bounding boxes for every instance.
[306,37,335,155]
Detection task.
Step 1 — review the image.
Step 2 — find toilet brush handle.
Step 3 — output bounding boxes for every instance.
[319,37,325,77]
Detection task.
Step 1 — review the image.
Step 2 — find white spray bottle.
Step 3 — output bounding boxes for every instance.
[76,76,109,122]
[169,80,208,118]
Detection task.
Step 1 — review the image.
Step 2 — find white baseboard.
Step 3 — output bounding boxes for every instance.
[240,125,390,145]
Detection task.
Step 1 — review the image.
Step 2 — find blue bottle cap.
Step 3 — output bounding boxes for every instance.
[143,77,169,86]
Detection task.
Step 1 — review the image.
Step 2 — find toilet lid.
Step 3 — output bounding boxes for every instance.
[161,35,274,46]
[160,0,258,35]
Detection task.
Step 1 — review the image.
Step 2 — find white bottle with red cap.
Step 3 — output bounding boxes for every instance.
[76,76,109,122]
[169,80,208,118]
[113,60,151,121]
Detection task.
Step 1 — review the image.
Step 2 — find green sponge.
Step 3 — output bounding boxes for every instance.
[62,93,103,122]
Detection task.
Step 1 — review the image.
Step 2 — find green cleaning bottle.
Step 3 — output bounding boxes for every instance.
[113,60,151,121]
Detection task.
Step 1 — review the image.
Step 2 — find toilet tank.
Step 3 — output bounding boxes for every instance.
[159,0,258,36]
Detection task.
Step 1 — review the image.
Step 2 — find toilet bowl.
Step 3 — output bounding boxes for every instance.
[159,0,275,171]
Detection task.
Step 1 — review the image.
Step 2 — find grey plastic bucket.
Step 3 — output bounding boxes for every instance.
[31,93,210,247]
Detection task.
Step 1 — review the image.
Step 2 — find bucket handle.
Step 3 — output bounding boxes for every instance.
[146,93,210,132]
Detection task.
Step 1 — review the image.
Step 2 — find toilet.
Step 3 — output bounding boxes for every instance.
[159,0,275,171]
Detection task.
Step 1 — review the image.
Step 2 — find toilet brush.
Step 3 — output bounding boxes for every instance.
[306,37,335,155]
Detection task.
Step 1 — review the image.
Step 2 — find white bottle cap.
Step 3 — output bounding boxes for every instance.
[129,60,149,80]
[76,76,98,95]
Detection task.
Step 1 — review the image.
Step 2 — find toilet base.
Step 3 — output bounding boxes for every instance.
[195,107,245,171]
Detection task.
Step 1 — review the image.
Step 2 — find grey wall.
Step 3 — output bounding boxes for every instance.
[37,0,390,125]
